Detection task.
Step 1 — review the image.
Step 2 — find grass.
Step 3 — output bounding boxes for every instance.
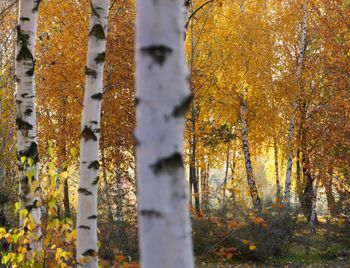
[197,218,350,267]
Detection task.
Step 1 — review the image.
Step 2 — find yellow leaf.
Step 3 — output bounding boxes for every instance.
[18,246,27,254]
[0,227,7,239]
[249,245,256,251]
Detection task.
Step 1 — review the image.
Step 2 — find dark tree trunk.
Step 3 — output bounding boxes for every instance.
[63,173,71,218]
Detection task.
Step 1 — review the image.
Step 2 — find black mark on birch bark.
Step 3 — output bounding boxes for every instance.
[173,94,193,117]
[78,225,91,230]
[81,126,98,141]
[89,24,106,40]
[91,93,103,100]
[88,161,100,170]
[150,152,183,175]
[85,67,97,79]
[78,188,93,195]
[16,118,33,134]
[91,177,99,185]
[140,209,162,218]
[82,249,98,257]
[94,52,106,64]
[141,45,173,66]
[16,46,33,61]
[17,26,29,45]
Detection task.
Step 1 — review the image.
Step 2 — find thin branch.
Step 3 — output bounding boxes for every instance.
[185,0,214,30]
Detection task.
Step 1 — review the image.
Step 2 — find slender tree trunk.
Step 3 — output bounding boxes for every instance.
[284,0,308,205]
[63,174,71,218]
[273,137,281,199]
[55,174,61,219]
[222,146,230,208]
[200,159,209,212]
[101,151,113,222]
[310,175,320,234]
[284,114,295,203]
[115,161,123,222]
[296,132,302,200]
[189,4,200,215]
[189,163,193,207]
[76,1,110,267]
[15,0,42,254]
[135,0,195,266]
[239,93,262,210]
[324,168,337,217]
[190,102,200,214]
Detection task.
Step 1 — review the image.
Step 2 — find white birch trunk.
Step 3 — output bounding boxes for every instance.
[135,0,195,267]
[273,137,281,199]
[239,93,262,210]
[284,0,307,204]
[15,0,41,253]
[310,175,320,234]
[115,161,123,222]
[284,114,295,203]
[76,1,110,267]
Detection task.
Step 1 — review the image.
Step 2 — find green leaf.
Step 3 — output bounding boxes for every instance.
[27,158,34,167]
[21,156,26,164]
[2,254,10,264]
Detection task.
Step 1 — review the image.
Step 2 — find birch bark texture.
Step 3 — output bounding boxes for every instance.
[15,0,41,252]
[284,0,308,204]
[76,1,110,267]
[239,93,262,210]
[135,0,195,267]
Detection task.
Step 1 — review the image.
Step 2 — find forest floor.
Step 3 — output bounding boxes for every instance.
[197,219,350,268]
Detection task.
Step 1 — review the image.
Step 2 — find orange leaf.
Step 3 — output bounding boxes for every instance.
[116,255,127,262]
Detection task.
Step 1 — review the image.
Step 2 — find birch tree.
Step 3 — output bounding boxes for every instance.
[135,0,195,266]
[76,1,110,267]
[237,0,262,210]
[239,93,262,210]
[284,0,308,204]
[15,0,41,253]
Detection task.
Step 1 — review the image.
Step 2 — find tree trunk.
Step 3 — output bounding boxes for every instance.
[284,0,307,205]
[284,114,295,203]
[222,146,230,208]
[15,0,42,254]
[273,137,281,199]
[76,1,110,267]
[239,93,262,210]
[101,151,113,222]
[200,159,209,212]
[310,175,320,234]
[135,0,195,266]
[301,151,314,221]
[115,162,123,222]
[296,130,303,201]
[324,168,337,217]
[63,174,71,218]
[188,4,199,215]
